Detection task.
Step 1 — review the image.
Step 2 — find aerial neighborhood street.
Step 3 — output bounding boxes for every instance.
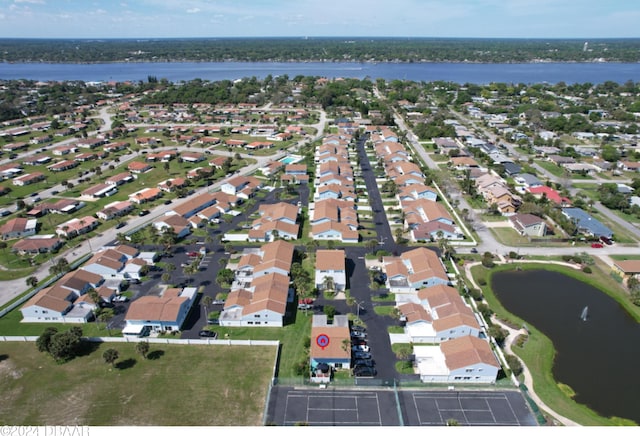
[1,74,639,427]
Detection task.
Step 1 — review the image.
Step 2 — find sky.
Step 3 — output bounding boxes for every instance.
[0,0,639,39]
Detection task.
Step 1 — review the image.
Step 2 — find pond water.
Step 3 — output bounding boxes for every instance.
[491,269,640,424]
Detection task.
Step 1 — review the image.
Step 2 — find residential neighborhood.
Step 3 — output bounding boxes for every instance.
[1,74,640,427]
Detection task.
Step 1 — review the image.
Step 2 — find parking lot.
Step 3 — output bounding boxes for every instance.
[266,387,537,426]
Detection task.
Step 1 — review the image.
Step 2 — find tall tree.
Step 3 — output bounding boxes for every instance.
[103,348,119,367]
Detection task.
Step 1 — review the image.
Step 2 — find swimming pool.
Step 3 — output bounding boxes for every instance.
[279,154,303,164]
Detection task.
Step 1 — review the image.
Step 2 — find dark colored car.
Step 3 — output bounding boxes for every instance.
[199,330,218,338]
[138,209,150,216]
[353,359,374,367]
[164,200,172,205]
[470,248,478,254]
[115,221,127,229]
[353,366,377,377]
[353,351,371,360]
[351,325,366,333]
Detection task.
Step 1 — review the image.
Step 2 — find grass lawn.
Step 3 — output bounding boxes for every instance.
[536,160,566,178]
[469,261,640,426]
[0,341,275,425]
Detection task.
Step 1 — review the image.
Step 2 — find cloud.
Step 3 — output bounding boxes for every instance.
[186,8,200,14]
[14,0,46,4]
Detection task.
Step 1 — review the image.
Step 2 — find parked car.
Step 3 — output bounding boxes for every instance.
[164,199,172,205]
[213,299,226,305]
[351,325,366,333]
[353,351,372,360]
[351,339,367,346]
[600,236,613,245]
[353,359,375,367]
[470,248,478,254]
[198,330,218,338]
[591,243,604,248]
[207,318,220,325]
[186,251,199,257]
[352,344,370,353]
[373,272,387,284]
[353,366,377,377]
[113,295,129,303]
[138,209,150,216]
[298,298,314,310]
[115,221,127,229]
[350,330,367,339]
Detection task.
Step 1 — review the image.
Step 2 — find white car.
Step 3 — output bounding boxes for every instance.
[352,345,370,353]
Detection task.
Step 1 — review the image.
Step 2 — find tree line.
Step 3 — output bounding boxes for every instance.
[2,38,640,63]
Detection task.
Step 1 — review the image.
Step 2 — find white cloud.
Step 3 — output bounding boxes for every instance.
[14,0,46,4]
[186,8,200,14]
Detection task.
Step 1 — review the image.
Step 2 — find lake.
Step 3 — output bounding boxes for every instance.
[1,61,640,84]
[491,269,640,424]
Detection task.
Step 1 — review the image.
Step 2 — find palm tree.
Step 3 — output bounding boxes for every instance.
[322,275,335,292]
[103,348,119,367]
[135,341,150,360]
[201,295,213,320]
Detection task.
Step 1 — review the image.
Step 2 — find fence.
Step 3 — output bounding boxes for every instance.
[0,252,93,319]
[0,335,279,347]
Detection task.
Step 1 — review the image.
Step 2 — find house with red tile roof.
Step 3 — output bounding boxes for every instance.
[220,273,290,328]
[129,187,162,204]
[12,235,62,255]
[123,287,198,334]
[55,216,98,238]
[248,202,299,242]
[414,335,500,384]
[127,161,153,174]
[0,217,37,240]
[96,200,133,221]
[383,247,449,293]
[106,171,134,186]
[82,183,118,199]
[152,214,192,239]
[12,172,45,186]
[221,175,262,199]
[315,249,346,291]
[309,314,351,380]
[310,198,359,243]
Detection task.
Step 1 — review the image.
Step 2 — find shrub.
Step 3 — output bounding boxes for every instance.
[469,288,483,301]
[582,266,592,274]
[477,277,487,286]
[505,354,523,377]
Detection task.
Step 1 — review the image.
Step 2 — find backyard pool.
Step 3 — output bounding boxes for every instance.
[279,154,303,165]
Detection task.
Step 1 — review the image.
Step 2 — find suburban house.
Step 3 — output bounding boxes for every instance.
[383,247,449,293]
[219,272,291,328]
[611,260,640,281]
[221,175,262,199]
[562,207,613,239]
[106,172,134,186]
[158,177,187,193]
[248,202,299,242]
[411,221,463,242]
[12,235,62,255]
[509,213,548,237]
[413,335,500,384]
[129,187,162,204]
[81,183,118,199]
[310,198,359,243]
[127,161,153,174]
[55,216,99,238]
[527,186,572,207]
[12,172,45,186]
[20,269,105,324]
[0,217,37,240]
[152,214,193,239]
[123,287,198,335]
[96,200,134,221]
[309,314,351,382]
[81,246,145,282]
[232,240,295,289]
[315,249,346,292]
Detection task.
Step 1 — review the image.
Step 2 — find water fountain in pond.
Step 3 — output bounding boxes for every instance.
[580,306,588,321]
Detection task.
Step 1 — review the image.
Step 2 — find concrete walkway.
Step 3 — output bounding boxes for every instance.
[463,260,581,427]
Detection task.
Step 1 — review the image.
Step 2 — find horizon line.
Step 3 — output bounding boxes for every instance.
[1,36,640,41]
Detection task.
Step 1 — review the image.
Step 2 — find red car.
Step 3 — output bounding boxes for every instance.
[187,251,199,257]
[591,243,604,248]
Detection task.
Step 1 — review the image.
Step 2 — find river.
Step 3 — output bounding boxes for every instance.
[1,61,640,84]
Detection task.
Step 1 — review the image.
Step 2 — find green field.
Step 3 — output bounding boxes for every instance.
[0,341,276,426]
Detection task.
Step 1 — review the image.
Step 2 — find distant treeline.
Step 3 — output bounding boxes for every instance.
[1,37,640,63]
